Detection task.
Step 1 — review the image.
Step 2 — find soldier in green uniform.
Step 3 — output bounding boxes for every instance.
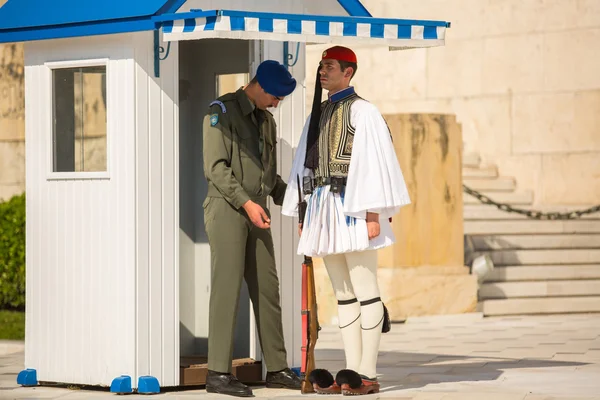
[202,60,302,397]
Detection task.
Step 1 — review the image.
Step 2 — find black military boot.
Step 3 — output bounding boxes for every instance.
[206,370,254,397]
[265,367,302,389]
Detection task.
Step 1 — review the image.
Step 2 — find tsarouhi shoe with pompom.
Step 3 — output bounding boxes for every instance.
[308,369,342,394]
[335,369,380,396]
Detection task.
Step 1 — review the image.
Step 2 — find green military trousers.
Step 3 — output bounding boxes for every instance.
[204,196,288,374]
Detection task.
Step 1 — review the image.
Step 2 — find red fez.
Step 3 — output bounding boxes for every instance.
[321,46,357,64]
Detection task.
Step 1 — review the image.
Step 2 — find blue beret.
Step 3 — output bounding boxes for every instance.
[256,60,297,97]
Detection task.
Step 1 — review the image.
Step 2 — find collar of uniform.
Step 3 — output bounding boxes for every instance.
[328,86,356,103]
[236,88,256,116]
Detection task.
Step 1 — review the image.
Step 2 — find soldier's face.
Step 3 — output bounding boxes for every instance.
[257,90,284,110]
[319,59,351,92]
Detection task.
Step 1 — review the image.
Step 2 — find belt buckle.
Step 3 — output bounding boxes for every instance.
[330,177,343,194]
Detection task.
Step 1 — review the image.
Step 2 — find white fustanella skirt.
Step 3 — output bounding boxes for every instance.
[297,185,396,258]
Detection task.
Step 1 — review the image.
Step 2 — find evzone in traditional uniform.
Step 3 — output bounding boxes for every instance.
[282,46,411,395]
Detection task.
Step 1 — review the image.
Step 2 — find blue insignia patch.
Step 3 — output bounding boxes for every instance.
[209,100,227,113]
[210,114,219,126]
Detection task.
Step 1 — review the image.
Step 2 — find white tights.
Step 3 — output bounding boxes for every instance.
[322,249,383,379]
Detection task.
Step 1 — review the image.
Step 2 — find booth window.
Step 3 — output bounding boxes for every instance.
[52,66,107,173]
[216,73,249,97]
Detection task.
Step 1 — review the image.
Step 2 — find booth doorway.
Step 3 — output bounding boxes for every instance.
[178,38,260,385]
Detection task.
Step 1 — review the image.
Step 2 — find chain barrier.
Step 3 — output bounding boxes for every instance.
[463,185,600,220]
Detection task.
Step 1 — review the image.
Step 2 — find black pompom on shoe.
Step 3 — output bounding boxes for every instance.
[308,369,335,388]
[335,369,362,389]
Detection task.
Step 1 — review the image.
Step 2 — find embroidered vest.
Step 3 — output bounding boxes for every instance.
[314,89,361,180]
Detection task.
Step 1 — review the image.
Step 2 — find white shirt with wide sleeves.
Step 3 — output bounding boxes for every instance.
[281,99,411,257]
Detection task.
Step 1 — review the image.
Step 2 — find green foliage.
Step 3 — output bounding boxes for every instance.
[0,310,25,340]
[0,193,25,310]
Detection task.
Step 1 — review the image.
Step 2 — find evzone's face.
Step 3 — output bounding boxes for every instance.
[319,59,351,93]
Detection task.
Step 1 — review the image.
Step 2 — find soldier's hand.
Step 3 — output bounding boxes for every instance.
[366,212,380,240]
[298,223,303,237]
[243,200,271,229]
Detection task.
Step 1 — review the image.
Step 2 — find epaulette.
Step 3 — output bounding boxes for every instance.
[209,100,227,114]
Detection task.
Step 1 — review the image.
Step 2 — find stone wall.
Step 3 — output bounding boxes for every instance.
[312,114,477,324]
[306,0,600,206]
[0,41,25,201]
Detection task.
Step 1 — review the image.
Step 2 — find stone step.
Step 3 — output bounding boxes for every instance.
[487,265,600,282]
[479,279,600,299]
[462,165,498,179]
[479,296,600,316]
[465,220,600,235]
[463,190,534,205]
[463,177,516,192]
[463,152,481,168]
[474,249,600,266]
[463,204,600,220]
[470,234,600,250]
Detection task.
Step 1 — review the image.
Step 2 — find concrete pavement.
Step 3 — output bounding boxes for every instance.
[1,313,599,399]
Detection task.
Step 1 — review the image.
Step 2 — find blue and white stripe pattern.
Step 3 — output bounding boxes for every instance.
[161,10,449,48]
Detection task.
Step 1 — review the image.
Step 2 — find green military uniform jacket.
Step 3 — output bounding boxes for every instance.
[203,88,287,209]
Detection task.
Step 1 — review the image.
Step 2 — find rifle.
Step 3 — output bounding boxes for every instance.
[297,175,319,394]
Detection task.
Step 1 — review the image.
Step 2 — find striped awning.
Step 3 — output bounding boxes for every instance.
[158,9,450,49]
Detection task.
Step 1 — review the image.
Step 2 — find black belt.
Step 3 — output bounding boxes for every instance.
[303,176,347,194]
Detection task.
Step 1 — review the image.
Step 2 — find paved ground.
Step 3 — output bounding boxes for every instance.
[1,313,600,399]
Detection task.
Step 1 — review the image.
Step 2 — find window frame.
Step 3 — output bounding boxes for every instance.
[45,58,111,180]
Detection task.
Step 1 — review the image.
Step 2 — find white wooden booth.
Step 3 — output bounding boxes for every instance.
[0,0,448,392]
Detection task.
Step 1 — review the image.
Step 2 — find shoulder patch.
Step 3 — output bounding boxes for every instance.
[210,113,219,126]
[209,100,227,114]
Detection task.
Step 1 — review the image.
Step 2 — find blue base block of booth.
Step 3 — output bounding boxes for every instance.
[110,375,132,394]
[16,369,38,386]
[138,376,160,394]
